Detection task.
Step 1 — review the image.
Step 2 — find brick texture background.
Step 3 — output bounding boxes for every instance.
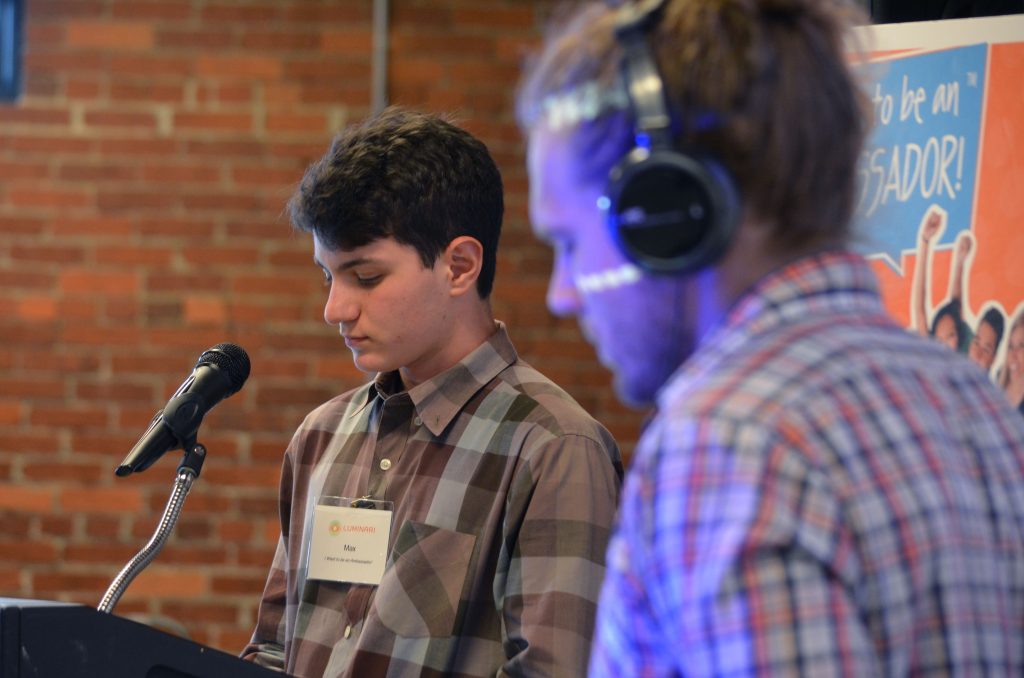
[0,0,645,655]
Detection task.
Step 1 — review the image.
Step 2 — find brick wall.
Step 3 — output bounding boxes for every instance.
[0,0,644,654]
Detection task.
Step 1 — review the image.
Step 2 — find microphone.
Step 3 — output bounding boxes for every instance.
[115,343,251,477]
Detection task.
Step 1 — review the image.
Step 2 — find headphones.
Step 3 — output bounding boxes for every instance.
[606,0,741,274]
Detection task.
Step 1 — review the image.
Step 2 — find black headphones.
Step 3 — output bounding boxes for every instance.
[606,0,741,274]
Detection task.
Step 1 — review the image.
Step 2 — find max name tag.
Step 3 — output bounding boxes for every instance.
[307,504,393,586]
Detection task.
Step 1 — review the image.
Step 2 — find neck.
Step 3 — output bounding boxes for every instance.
[690,219,838,341]
[399,298,495,390]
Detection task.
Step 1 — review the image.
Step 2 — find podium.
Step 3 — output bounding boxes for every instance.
[0,598,282,677]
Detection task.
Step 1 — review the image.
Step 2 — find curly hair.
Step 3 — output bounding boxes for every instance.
[289,107,504,298]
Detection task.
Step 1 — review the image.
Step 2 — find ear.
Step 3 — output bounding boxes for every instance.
[444,236,483,297]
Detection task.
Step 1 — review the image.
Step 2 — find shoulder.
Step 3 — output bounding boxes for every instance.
[482,358,620,458]
[285,381,375,461]
[299,381,374,430]
[497,359,609,430]
[670,309,922,424]
[658,310,1024,465]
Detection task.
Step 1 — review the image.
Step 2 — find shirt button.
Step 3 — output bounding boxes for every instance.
[379,458,392,471]
[344,624,352,639]
[414,416,422,426]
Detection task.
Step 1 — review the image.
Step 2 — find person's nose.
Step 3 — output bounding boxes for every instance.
[546,254,581,318]
[324,282,358,326]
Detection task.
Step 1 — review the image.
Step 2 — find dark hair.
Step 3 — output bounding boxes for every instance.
[289,107,504,298]
[980,306,1006,349]
[517,0,870,250]
[931,297,971,352]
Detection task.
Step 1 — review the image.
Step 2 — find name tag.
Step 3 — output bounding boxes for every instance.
[307,497,393,586]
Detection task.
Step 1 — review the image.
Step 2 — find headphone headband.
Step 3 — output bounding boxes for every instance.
[614,0,673,149]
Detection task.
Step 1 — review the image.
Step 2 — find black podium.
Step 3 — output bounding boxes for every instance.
[0,598,282,677]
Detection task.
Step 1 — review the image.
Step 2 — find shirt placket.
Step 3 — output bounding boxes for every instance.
[366,392,413,500]
[338,392,414,653]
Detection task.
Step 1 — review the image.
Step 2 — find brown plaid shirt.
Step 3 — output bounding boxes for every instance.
[242,324,623,677]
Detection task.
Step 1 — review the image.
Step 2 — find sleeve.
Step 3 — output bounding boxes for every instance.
[588,459,674,677]
[497,432,623,678]
[239,448,296,671]
[590,415,879,676]
[239,537,289,671]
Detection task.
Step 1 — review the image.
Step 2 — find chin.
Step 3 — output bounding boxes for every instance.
[351,353,388,375]
[610,350,690,408]
[612,371,659,409]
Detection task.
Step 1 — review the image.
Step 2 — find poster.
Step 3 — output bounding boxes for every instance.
[854,15,1024,414]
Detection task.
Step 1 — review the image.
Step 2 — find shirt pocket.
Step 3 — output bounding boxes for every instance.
[373,520,477,638]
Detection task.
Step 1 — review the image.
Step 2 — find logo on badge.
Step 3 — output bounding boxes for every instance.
[328,520,341,536]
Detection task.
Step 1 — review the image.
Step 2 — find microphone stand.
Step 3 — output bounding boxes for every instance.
[97,442,207,614]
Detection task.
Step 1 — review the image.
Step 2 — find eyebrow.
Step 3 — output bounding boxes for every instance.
[314,256,378,272]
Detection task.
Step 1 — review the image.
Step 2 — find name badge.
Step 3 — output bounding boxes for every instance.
[307,496,394,586]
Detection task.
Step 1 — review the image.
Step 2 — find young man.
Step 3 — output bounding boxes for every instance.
[242,108,622,677]
[518,0,1024,675]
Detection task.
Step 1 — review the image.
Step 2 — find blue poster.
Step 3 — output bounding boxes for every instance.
[854,43,987,273]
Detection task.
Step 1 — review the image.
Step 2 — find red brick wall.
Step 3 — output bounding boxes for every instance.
[0,0,643,654]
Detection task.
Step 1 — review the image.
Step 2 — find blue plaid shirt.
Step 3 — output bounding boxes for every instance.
[591,251,1024,676]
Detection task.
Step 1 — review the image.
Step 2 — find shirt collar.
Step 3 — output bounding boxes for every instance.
[718,250,883,343]
[659,251,885,408]
[370,321,518,437]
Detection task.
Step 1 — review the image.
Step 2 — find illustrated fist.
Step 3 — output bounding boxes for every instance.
[922,210,943,243]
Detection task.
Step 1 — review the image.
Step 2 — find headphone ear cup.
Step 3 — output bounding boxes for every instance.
[606,149,740,274]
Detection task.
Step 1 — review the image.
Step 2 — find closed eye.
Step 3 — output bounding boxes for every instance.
[355,275,382,288]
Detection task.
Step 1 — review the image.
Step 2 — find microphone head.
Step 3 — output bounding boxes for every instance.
[196,343,251,396]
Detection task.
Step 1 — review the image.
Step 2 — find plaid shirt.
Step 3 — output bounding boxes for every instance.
[590,252,1024,676]
[243,324,622,677]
